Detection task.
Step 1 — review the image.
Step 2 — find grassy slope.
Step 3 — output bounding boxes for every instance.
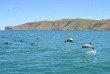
[6,18,110,31]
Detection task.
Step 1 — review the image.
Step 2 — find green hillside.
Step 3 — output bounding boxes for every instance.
[5,18,110,31]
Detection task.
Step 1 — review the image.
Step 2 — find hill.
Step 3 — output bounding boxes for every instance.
[5,18,110,31]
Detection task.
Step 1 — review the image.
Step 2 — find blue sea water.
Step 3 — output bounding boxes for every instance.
[0,31,110,74]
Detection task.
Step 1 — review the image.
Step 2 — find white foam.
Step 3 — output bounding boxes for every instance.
[66,50,72,52]
[87,49,96,55]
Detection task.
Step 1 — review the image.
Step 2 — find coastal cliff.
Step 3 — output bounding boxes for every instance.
[5,26,13,30]
[5,19,110,31]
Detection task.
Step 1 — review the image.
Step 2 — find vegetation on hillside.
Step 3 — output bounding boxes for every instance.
[5,18,110,31]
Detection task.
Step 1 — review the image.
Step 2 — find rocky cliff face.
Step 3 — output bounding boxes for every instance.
[5,19,110,31]
[5,26,13,30]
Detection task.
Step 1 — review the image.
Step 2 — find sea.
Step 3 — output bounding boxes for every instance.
[0,31,110,74]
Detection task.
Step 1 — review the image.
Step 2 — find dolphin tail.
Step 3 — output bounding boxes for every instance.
[92,47,94,50]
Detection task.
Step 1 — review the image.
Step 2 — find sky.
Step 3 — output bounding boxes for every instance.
[0,0,110,30]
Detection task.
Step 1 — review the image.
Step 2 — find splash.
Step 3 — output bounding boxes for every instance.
[87,49,96,55]
[66,50,73,52]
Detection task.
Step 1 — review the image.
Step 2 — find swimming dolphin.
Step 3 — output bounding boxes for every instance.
[5,42,8,44]
[65,37,74,42]
[21,40,23,42]
[31,41,34,44]
[13,39,16,41]
[82,43,94,50]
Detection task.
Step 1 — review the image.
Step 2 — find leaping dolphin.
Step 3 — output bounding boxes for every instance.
[65,37,74,42]
[82,43,94,50]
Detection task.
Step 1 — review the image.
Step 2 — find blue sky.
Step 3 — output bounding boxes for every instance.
[0,0,110,30]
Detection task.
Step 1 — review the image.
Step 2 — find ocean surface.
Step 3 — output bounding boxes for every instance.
[0,31,110,74]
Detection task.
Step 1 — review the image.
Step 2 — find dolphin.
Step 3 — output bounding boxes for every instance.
[82,43,94,50]
[65,37,74,42]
